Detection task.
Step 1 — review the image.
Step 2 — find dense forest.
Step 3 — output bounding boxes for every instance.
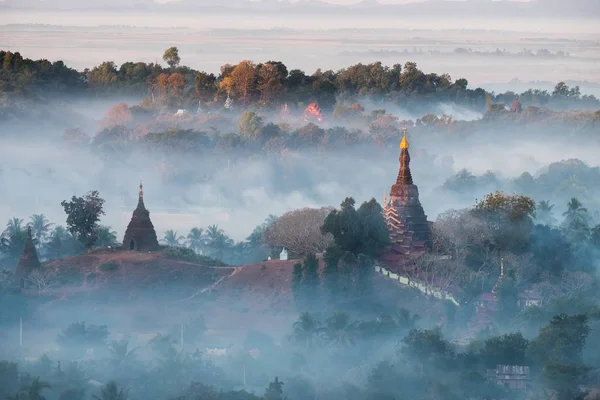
[1,47,599,113]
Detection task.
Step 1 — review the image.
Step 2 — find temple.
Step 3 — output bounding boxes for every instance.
[122,183,160,252]
[14,226,41,288]
[382,127,433,256]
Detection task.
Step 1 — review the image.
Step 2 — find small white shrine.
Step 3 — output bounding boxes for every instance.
[279,248,288,261]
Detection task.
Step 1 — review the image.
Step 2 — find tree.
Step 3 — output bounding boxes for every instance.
[28,214,53,245]
[238,111,264,140]
[292,312,321,352]
[292,263,303,309]
[399,328,454,378]
[44,226,84,260]
[355,254,374,299]
[543,362,591,400]
[394,308,421,332]
[321,197,389,258]
[194,72,217,105]
[61,191,105,250]
[472,191,535,254]
[591,224,600,248]
[9,377,51,400]
[264,207,334,257]
[552,81,570,97]
[161,230,184,247]
[535,200,557,226]
[529,314,590,365]
[322,311,357,348]
[230,60,257,105]
[92,381,129,400]
[108,336,137,374]
[167,73,186,103]
[257,61,287,106]
[162,47,180,68]
[561,198,590,242]
[28,268,55,295]
[0,217,28,263]
[302,253,320,308]
[264,377,285,400]
[95,226,118,248]
[322,246,342,303]
[433,208,494,275]
[186,228,205,254]
[479,333,529,368]
[204,225,234,261]
[57,322,109,351]
[101,103,132,128]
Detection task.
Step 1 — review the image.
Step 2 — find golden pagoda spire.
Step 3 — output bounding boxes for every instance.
[400,126,409,149]
[383,193,387,206]
[139,181,143,198]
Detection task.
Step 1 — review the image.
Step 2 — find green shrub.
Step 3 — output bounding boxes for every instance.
[163,246,227,266]
[99,263,119,272]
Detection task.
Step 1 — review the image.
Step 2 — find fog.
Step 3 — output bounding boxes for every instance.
[2,11,600,87]
[1,97,599,244]
[2,4,600,399]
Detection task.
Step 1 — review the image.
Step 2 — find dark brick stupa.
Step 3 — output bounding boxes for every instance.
[382,127,433,255]
[14,226,41,288]
[122,183,160,252]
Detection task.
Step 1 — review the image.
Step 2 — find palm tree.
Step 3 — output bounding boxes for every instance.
[0,217,28,262]
[535,200,557,226]
[204,225,233,260]
[562,198,588,224]
[186,227,205,254]
[292,312,322,352]
[394,308,421,331]
[45,226,69,260]
[322,311,357,347]
[562,198,590,241]
[44,226,83,260]
[61,361,89,391]
[28,214,54,245]
[161,230,184,247]
[95,226,119,248]
[108,337,138,372]
[9,377,52,400]
[92,381,129,400]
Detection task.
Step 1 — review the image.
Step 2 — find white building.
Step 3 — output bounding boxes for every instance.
[280,248,288,261]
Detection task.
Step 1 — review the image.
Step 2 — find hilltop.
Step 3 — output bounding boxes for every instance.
[32,249,234,299]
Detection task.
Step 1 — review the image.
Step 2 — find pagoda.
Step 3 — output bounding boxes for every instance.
[14,226,41,288]
[122,183,160,252]
[382,127,433,256]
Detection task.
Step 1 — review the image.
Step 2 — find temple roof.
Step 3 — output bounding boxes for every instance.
[123,182,159,251]
[14,226,41,279]
[137,182,145,210]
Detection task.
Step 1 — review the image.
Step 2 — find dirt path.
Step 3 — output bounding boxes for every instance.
[181,266,243,301]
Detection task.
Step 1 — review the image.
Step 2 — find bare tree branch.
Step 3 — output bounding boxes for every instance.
[264,207,334,257]
[28,268,56,295]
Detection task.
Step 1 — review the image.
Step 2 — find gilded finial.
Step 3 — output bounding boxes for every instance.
[400,134,409,150]
[139,181,143,197]
[400,125,409,149]
[383,193,387,206]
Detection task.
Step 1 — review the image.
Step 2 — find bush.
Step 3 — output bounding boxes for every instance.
[57,322,109,348]
[99,262,119,272]
[163,246,227,266]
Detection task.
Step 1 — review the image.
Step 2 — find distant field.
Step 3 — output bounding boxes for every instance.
[1,12,600,86]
